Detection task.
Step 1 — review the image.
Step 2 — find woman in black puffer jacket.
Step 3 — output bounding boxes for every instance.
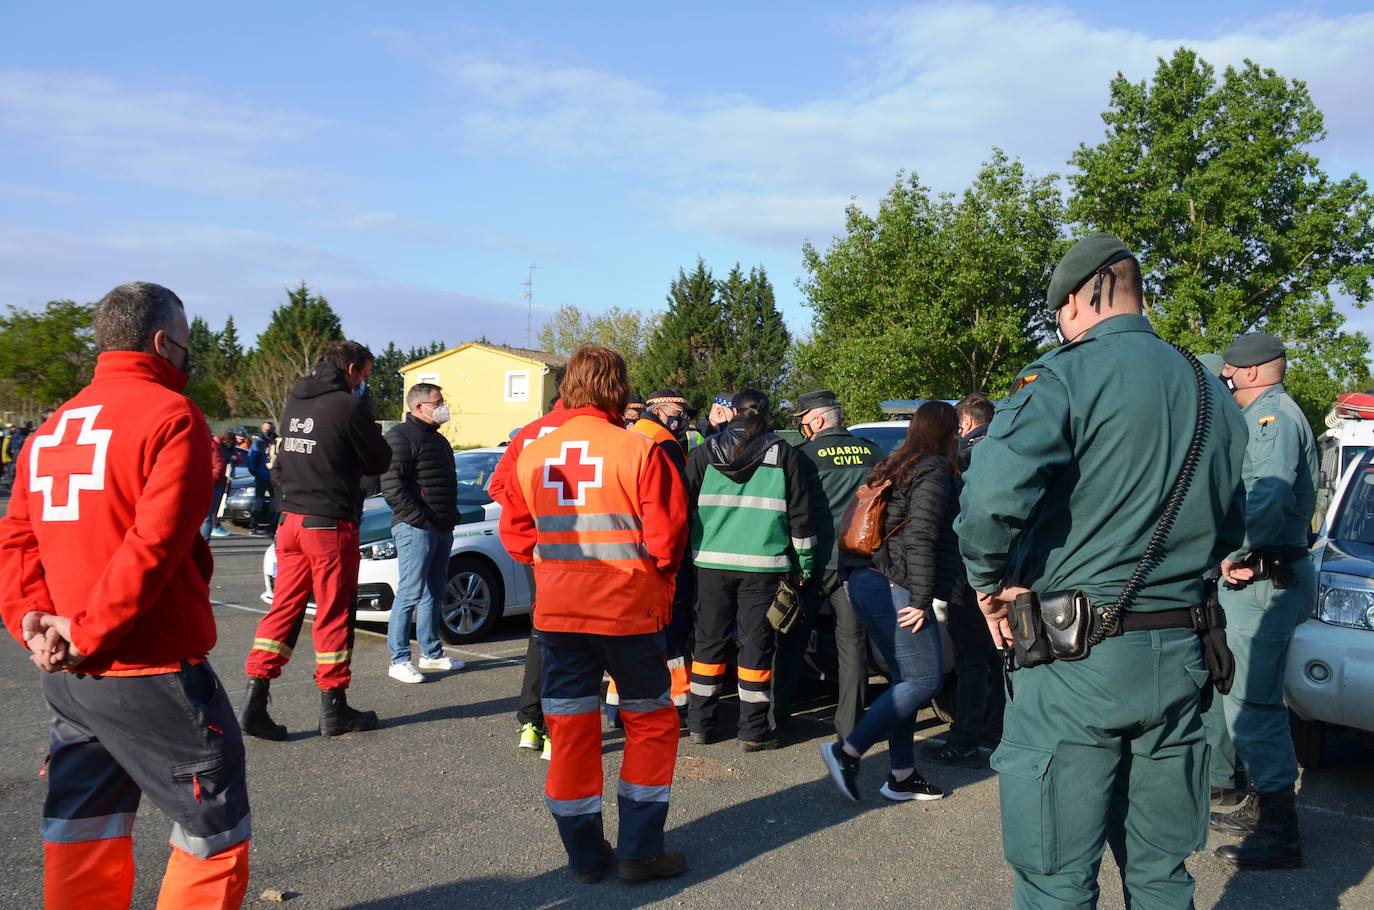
[820,401,962,803]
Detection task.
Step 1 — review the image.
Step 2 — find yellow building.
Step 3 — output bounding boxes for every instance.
[400,342,566,448]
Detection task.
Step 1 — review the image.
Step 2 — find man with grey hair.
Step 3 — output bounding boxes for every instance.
[381,382,465,683]
[0,281,252,906]
[773,389,881,737]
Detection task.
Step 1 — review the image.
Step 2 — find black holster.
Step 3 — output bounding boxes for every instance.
[1197,578,1235,701]
[1008,590,1095,667]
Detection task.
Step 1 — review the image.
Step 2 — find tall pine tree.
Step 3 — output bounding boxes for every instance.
[715,265,791,400]
[640,259,725,405]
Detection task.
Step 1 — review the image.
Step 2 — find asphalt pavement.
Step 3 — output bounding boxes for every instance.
[1,528,1372,908]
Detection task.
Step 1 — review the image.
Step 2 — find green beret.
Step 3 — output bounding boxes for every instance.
[1196,353,1225,377]
[1223,333,1286,368]
[1047,233,1135,310]
[794,389,841,414]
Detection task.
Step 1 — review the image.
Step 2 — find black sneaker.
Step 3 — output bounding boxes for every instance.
[820,741,861,802]
[920,740,984,769]
[880,770,944,802]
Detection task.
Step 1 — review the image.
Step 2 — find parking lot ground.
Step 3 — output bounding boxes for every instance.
[1,533,1373,908]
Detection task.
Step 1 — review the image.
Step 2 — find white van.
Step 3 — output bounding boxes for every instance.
[1316,413,1374,523]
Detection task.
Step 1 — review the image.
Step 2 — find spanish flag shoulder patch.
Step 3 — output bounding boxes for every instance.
[1012,373,1040,394]
[1257,415,1276,426]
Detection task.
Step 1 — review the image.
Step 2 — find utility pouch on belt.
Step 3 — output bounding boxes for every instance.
[1260,549,1299,590]
[767,575,803,634]
[1010,590,1094,666]
[1009,592,1052,668]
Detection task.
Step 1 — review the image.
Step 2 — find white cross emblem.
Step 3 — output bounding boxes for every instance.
[542,441,603,507]
[28,405,113,522]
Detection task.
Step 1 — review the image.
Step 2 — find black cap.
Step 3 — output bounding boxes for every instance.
[1047,233,1134,310]
[645,388,688,406]
[794,389,841,414]
[712,392,736,408]
[1223,333,1286,368]
[626,392,645,408]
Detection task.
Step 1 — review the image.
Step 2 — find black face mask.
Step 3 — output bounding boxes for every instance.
[664,415,684,435]
[162,336,190,374]
[1223,374,1238,395]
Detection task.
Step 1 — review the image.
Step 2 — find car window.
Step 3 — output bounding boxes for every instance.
[1341,445,1369,477]
[855,425,908,455]
[454,451,502,505]
[1331,457,1374,544]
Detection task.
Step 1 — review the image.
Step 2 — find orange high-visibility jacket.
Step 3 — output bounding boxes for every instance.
[500,407,688,636]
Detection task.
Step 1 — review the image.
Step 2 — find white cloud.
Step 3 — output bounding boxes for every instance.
[429,4,1374,248]
[0,222,547,351]
[0,69,329,199]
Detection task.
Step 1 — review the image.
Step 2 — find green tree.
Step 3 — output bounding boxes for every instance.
[1069,48,1374,425]
[800,151,1066,420]
[0,301,96,417]
[537,305,661,390]
[714,265,791,400]
[370,341,408,422]
[186,316,217,385]
[242,282,345,423]
[640,259,728,405]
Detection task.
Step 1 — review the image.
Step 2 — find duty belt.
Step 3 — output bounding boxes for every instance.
[1099,606,1199,637]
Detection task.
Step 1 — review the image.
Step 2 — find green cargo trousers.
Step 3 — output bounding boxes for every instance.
[1212,558,1315,795]
[992,628,1209,910]
[1202,695,1241,790]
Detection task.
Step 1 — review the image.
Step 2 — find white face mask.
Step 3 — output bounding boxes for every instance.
[424,402,451,425]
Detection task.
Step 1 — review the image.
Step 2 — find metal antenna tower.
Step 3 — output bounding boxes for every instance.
[522,264,538,347]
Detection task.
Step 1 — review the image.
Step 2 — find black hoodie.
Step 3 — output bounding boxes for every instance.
[273,362,392,523]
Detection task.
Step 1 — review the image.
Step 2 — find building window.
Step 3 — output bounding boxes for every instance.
[505,370,530,402]
[417,372,440,385]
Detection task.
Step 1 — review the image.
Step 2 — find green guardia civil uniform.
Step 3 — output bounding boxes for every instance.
[1207,369,1318,797]
[956,235,1248,910]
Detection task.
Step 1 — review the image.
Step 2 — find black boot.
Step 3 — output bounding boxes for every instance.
[1215,787,1304,870]
[238,678,287,741]
[1210,789,1260,834]
[320,688,378,736]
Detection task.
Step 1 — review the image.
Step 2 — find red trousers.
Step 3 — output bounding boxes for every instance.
[246,513,360,690]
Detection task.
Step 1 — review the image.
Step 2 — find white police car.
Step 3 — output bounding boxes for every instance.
[260,448,532,643]
[1287,448,1374,766]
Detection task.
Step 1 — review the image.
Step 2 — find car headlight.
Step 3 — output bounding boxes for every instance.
[1316,572,1374,630]
[361,539,397,560]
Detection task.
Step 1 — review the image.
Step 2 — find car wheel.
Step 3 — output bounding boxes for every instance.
[929,671,957,725]
[1290,712,1326,770]
[438,556,505,644]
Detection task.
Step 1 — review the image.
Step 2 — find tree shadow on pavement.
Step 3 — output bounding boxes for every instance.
[381,695,519,729]
[335,776,877,910]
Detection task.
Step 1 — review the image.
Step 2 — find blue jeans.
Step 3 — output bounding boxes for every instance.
[200,482,225,540]
[844,567,944,770]
[387,522,453,663]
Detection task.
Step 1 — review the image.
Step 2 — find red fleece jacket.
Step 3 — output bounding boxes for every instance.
[0,352,216,673]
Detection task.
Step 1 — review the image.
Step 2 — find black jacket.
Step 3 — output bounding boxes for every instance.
[273,363,392,523]
[957,423,988,473]
[875,454,963,608]
[381,415,458,532]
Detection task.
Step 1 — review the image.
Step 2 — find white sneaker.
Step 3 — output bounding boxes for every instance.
[388,661,425,684]
[418,655,466,672]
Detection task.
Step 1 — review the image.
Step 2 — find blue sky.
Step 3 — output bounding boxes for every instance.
[3,1,1373,352]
